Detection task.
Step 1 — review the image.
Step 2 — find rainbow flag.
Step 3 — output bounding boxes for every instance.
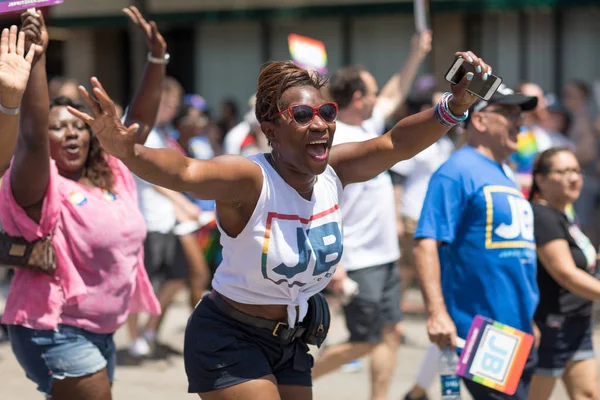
[288,34,328,75]
[196,222,222,271]
[512,129,538,174]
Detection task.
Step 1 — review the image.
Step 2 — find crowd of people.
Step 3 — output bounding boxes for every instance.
[0,6,599,400]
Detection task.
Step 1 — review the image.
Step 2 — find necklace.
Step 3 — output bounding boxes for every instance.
[267,153,317,195]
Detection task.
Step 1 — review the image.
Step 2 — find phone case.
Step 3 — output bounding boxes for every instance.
[445,57,502,101]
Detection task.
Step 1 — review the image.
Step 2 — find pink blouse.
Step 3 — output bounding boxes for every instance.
[0,157,160,334]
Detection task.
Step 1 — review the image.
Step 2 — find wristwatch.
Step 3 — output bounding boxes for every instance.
[0,101,20,115]
[147,52,170,65]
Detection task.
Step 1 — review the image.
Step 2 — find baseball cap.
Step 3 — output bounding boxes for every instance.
[183,94,208,112]
[472,84,538,113]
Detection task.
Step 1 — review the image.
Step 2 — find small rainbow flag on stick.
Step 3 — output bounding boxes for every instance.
[457,315,534,396]
[288,33,328,75]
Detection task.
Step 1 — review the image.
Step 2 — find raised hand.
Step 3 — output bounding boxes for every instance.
[123,6,166,57]
[411,29,432,60]
[67,77,139,160]
[448,51,492,116]
[0,26,35,107]
[20,10,48,62]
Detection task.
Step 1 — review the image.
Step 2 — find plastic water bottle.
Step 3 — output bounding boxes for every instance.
[439,347,461,399]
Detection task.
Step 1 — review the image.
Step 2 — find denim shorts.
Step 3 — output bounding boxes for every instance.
[7,324,115,397]
[535,314,594,377]
[184,295,314,394]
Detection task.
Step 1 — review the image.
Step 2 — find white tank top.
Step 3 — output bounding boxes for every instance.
[212,154,344,327]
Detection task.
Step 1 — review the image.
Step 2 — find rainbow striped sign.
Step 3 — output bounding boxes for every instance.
[0,0,62,13]
[288,34,328,75]
[457,315,533,395]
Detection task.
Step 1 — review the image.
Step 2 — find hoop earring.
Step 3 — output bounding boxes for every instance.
[271,146,281,162]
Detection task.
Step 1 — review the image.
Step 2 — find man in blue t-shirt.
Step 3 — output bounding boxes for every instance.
[414,86,539,400]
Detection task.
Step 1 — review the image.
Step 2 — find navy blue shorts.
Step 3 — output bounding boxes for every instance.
[535,314,594,377]
[463,347,537,400]
[183,295,314,394]
[7,324,115,397]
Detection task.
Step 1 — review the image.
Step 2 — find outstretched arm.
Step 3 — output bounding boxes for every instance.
[0,26,35,175]
[376,30,432,121]
[121,6,167,145]
[330,51,490,186]
[0,103,20,175]
[7,13,47,219]
[68,78,263,202]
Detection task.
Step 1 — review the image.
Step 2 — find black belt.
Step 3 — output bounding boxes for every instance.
[209,291,306,342]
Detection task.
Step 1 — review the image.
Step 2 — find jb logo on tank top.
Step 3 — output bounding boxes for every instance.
[261,205,344,287]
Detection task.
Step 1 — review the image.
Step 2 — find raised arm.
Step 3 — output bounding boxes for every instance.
[0,27,35,174]
[68,78,263,202]
[8,13,48,215]
[376,30,432,120]
[330,51,489,186]
[121,6,167,145]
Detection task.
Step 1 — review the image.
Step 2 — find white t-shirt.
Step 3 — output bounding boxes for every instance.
[549,132,576,150]
[134,129,177,233]
[503,162,519,186]
[391,137,454,221]
[332,108,400,271]
[189,136,215,161]
[532,125,554,153]
[223,120,251,155]
[212,154,344,327]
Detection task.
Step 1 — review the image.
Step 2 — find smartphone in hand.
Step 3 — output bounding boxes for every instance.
[445,57,502,101]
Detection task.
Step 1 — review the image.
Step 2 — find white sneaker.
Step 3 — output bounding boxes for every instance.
[142,330,157,345]
[128,337,151,358]
[341,359,363,373]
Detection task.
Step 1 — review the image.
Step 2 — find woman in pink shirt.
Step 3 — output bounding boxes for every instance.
[1,9,163,399]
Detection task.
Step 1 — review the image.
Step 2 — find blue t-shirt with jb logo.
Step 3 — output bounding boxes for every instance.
[415,145,539,340]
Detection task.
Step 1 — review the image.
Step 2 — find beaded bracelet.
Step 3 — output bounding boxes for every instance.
[442,92,468,122]
[434,92,468,127]
[434,104,454,127]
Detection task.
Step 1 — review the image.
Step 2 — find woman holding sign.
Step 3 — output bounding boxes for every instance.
[529,148,599,400]
[1,8,167,399]
[68,51,491,398]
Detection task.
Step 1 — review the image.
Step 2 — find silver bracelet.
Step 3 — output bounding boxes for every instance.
[0,101,20,115]
[147,52,170,65]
